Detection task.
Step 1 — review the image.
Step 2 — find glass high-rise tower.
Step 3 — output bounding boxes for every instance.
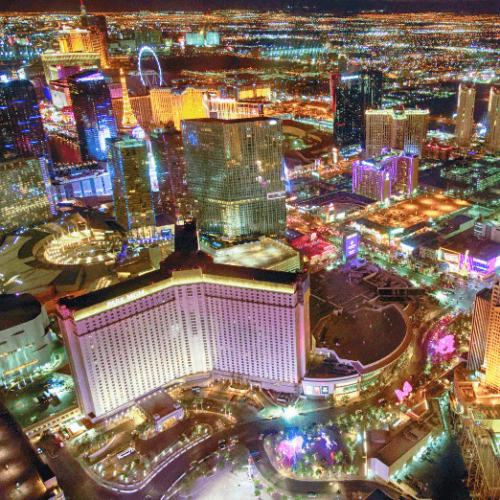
[150,127,192,220]
[67,70,117,162]
[182,117,286,241]
[333,69,383,147]
[107,135,155,236]
[0,80,52,165]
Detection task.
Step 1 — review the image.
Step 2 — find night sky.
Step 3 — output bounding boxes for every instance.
[1,0,500,14]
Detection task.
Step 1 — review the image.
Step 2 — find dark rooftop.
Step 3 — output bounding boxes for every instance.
[363,489,397,500]
[441,229,500,261]
[58,252,301,312]
[0,294,41,331]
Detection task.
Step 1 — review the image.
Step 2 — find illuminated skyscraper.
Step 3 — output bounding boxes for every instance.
[483,276,500,391]
[333,69,383,147]
[468,287,492,373]
[0,157,54,232]
[57,239,310,422]
[150,127,192,220]
[486,86,500,154]
[67,70,117,162]
[182,117,286,240]
[455,84,476,149]
[365,108,429,159]
[0,80,51,163]
[107,135,155,236]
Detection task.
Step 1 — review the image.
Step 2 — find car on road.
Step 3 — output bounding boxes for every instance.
[308,492,317,498]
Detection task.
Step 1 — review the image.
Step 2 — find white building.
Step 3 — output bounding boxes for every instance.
[365,108,429,159]
[57,252,310,422]
[486,86,500,154]
[0,294,56,388]
[455,84,476,149]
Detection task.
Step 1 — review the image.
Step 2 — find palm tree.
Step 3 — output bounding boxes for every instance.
[195,397,204,411]
[223,402,232,417]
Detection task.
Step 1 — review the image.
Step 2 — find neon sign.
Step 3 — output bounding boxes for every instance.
[344,232,359,259]
[106,289,146,309]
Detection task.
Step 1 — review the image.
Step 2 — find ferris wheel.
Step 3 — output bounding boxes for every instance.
[138,46,163,87]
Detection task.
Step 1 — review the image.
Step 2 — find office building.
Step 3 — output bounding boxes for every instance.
[182,117,286,240]
[483,276,500,391]
[150,127,192,220]
[455,84,476,149]
[365,108,429,159]
[0,294,56,388]
[0,80,52,168]
[150,87,207,130]
[486,86,500,154]
[352,152,419,201]
[67,70,117,162]
[56,235,310,422]
[333,69,383,147]
[468,287,492,372]
[107,135,155,236]
[0,157,54,232]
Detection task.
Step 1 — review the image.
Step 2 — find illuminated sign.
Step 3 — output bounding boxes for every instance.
[443,252,459,264]
[321,386,329,395]
[304,385,313,395]
[106,289,146,309]
[344,232,359,259]
[313,386,321,395]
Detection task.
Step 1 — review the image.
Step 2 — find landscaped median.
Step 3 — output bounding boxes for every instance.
[82,423,213,492]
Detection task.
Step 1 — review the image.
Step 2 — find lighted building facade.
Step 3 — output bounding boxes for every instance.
[365,108,429,159]
[0,80,52,169]
[67,70,117,162]
[486,87,500,154]
[57,253,310,422]
[0,294,56,388]
[484,276,500,391]
[333,69,383,147]
[0,157,54,232]
[455,84,476,149]
[150,87,206,130]
[58,28,93,54]
[468,287,492,373]
[352,152,419,201]
[112,94,153,131]
[150,127,192,220]
[182,117,286,240]
[204,96,266,120]
[107,135,155,235]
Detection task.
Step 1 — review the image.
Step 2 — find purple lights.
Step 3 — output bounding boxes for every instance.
[278,436,304,459]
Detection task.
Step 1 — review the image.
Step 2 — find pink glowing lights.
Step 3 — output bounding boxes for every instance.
[395,381,413,401]
[278,436,304,459]
[434,334,455,356]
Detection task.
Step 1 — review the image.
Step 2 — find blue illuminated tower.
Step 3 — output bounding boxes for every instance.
[67,70,117,162]
[0,79,52,166]
[0,79,55,214]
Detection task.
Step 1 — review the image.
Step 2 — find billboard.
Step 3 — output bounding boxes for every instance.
[343,232,359,260]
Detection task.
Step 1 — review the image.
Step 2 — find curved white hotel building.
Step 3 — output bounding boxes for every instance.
[57,248,310,422]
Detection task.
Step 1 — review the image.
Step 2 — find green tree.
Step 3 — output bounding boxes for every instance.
[267,486,274,494]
